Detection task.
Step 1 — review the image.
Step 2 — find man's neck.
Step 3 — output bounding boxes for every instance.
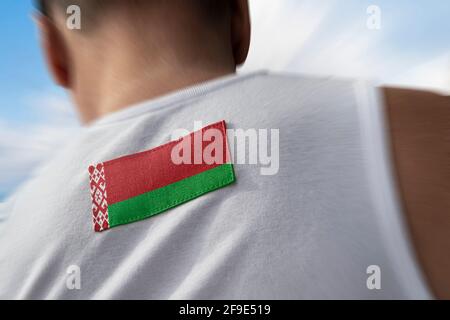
[68,14,236,124]
[51,0,239,123]
[74,62,235,124]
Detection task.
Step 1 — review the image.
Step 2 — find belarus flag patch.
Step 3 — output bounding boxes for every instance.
[88,120,235,232]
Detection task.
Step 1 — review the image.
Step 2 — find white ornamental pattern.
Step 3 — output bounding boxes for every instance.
[89,163,110,232]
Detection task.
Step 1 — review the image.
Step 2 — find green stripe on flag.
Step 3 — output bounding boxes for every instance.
[108,164,235,228]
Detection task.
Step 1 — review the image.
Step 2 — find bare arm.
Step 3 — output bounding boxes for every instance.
[383,87,450,299]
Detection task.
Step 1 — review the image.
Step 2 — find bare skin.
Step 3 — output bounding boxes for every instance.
[384,88,450,299]
[38,0,250,123]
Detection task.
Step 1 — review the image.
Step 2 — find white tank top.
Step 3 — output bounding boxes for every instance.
[0,72,431,299]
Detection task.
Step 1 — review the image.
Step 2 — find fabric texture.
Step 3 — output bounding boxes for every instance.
[0,72,431,299]
[88,120,235,231]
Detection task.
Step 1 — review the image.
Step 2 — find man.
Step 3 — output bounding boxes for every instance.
[0,0,448,299]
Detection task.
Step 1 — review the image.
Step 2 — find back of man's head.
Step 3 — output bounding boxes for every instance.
[37,0,232,30]
[34,0,251,122]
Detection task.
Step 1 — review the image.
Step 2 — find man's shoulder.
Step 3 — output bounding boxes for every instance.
[212,72,362,125]
[382,86,450,298]
[234,71,359,98]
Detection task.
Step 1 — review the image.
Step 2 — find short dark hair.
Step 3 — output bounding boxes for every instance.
[36,0,99,17]
[35,0,48,15]
[35,0,230,20]
[35,0,232,35]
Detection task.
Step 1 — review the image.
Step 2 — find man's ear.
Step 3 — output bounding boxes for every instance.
[34,14,71,88]
[231,0,251,66]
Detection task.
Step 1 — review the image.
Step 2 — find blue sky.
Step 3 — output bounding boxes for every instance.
[0,1,78,200]
[0,0,449,200]
[0,1,64,124]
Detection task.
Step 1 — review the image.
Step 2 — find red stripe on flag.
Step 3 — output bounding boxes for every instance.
[104,121,231,205]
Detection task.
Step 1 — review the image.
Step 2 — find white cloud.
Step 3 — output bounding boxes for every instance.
[385,54,450,94]
[243,0,334,72]
[0,92,79,199]
[23,92,78,124]
[244,0,449,93]
[288,26,381,78]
